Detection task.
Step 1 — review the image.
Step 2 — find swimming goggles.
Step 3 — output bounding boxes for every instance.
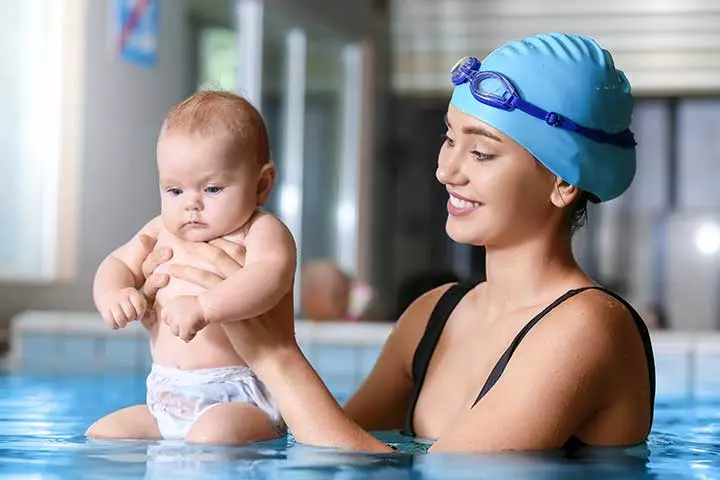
[450,56,637,149]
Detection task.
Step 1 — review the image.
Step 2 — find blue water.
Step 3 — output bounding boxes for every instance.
[1,372,719,479]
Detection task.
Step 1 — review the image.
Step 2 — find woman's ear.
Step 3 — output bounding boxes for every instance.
[256,163,276,205]
[550,176,580,208]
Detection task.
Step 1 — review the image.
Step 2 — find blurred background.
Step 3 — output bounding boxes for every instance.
[1,0,720,352]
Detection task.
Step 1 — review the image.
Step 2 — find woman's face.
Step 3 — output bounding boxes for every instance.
[437,104,565,247]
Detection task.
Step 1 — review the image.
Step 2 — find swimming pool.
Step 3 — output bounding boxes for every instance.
[6,312,720,479]
[1,371,719,479]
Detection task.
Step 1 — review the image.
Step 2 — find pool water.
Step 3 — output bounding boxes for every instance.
[1,372,719,479]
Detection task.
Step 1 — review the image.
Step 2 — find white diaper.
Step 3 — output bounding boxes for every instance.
[146,364,286,440]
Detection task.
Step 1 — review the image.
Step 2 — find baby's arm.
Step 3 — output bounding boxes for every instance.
[198,214,296,324]
[93,217,163,329]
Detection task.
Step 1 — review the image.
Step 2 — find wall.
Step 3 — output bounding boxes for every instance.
[391,0,720,95]
[593,99,720,330]
[188,0,372,42]
[0,0,192,341]
[0,2,23,274]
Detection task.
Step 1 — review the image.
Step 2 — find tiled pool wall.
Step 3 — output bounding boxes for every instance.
[6,311,387,395]
[6,311,720,399]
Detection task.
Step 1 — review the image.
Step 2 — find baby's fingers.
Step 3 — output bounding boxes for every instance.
[111,305,129,329]
[129,291,148,320]
[103,311,120,330]
[119,299,137,323]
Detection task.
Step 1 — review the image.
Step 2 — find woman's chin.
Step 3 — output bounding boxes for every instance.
[445,221,487,246]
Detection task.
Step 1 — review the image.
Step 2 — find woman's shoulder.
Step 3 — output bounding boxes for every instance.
[399,283,459,321]
[554,287,639,323]
[535,286,645,352]
[390,283,467,347]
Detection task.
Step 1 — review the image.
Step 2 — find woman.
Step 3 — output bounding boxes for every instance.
[140,33,654,453]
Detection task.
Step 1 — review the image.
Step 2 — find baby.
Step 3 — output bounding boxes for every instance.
[87,91,296,444]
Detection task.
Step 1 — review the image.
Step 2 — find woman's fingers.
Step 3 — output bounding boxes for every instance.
[137,234,157,256]
[208,238,246,266]
[168,264,224,289]
[141,243,173,279]
[183,241,245,277]
[141,272,170,304]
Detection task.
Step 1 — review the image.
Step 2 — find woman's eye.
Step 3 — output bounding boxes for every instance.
[471,150,494,162]
[441,133,455,147]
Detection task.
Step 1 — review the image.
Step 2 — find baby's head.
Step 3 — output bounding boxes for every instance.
[157,91,275,241]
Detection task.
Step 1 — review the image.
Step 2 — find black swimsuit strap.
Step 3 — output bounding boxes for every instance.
[403,284,656,447]
[472,286,656,417]
[402,283,477,436]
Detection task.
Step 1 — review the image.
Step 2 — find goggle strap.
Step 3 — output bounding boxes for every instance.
[514,97,635,147]
[450,58,637,149]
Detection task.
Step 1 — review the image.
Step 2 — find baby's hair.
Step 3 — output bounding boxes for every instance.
[161,90,270,165]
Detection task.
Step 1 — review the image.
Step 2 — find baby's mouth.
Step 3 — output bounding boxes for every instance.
[183,220,206,228]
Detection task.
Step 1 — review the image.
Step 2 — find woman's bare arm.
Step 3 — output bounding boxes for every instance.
[344,285,453,431]
[158,240,644,453]
[164,243,454,452]
[242,286,453,450]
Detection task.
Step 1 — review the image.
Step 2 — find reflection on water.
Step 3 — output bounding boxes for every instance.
[0,373,717,479]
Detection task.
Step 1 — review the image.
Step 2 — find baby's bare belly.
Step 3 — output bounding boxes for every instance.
[149,260,245,370]
[149,321,245,370]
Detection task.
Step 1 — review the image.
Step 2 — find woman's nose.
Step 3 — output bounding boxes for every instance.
[436,150,466,186]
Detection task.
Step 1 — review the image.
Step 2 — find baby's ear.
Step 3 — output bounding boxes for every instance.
[550,176,580,208]
[256,163,276,205]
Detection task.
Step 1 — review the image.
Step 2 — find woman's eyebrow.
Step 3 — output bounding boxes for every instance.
[462,125,503,143]
[445,114,503,143]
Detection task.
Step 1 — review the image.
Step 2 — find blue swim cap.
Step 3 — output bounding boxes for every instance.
[450,33,636,202]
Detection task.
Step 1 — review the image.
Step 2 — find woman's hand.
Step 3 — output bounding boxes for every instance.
[155,237,390,452]
[137,236,246,327]
[136,234,171,328]
[161,238,296,369]
[167,238,246,288]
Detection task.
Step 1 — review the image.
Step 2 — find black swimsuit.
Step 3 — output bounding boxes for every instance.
[402,283,656,452]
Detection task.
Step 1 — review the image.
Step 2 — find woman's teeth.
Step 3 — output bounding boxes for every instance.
[449,195,480,209]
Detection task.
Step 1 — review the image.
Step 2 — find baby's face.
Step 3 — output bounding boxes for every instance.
[157,133,260,242]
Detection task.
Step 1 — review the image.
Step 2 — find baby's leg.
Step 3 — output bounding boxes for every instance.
[86,405,161,440]
[185,403,278,445]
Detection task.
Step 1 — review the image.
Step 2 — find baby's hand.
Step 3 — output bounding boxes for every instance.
[100,287,148,330]
[162,296,208,343]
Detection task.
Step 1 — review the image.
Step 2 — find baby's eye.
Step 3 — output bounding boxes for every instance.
[166,187,182,196]
[205,186,224,194]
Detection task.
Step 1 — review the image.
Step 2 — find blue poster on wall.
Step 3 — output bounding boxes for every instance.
[113,0,159,67]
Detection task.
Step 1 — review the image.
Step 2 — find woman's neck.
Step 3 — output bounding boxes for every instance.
[481,231,589,315]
